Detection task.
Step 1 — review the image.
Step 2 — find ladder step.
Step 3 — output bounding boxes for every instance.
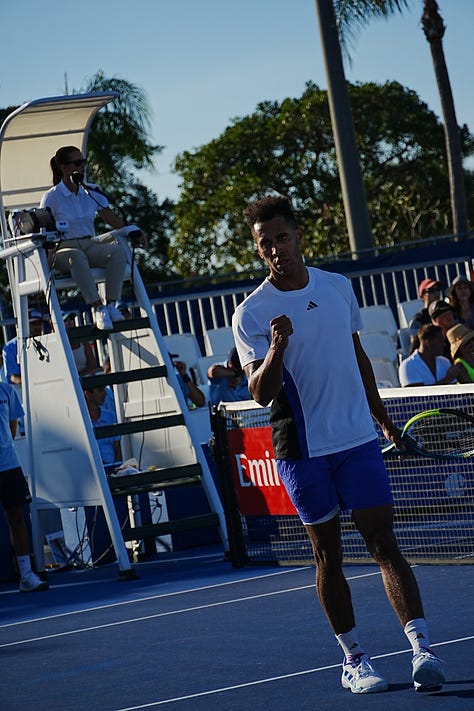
[67,316,150,341]
[121,513,221,541]
[95,414,185,438]
[108,463,202,495]
[80,365,168,389]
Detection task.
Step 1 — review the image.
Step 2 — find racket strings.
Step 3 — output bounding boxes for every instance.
[407,414,474,457]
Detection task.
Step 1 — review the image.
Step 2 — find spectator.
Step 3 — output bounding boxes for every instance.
[63,312,98,375]
[116,301,133,319]
[408,279,442,355]
[428,300,456,360]
[174,359,206,409]
[83,384,122,466]
[2,310,47,385]
[447,275,474,329]
[207,347,251,406]
[446,323,474,383]
[0,380,49,592]
[40,146,147,331]
[399,324,460,387]
[409,278,442,333]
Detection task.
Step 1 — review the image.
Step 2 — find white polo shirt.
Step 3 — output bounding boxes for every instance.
[40,180,109,239]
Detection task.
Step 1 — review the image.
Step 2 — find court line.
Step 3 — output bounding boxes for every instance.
[0,566,312,628]
[111,636,474,710]
[0,570,384,647]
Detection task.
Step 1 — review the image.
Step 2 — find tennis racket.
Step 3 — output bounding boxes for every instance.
[382,407,474,460]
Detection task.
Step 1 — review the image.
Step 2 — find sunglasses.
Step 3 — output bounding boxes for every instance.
[422,287,440,295]
[64,159,86,167]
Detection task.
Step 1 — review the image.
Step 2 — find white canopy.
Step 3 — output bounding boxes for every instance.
[0,92,118,240]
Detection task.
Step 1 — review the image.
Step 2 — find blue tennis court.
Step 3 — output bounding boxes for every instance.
[1,546,473,711]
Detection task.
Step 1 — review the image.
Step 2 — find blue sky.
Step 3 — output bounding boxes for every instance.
[1,0,471,201]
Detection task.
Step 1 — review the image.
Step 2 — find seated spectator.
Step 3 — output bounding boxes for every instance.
[83,383,122,465]
[207,347,251,406]
[399,324,460,387]
[447,275,474,329]
[63,312,98,375]
[409,278,442,333]
[428,300,456,360]
[408,278,442,354]
[447,323,474,383]
[2,310,47,385]
[116,301,133,319]
[173,358,206,409]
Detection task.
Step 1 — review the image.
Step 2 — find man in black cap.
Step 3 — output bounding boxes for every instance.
[428,300,456,361]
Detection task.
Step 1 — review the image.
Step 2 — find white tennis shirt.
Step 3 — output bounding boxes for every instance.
[232,267,378,459]
[41,180,109,239]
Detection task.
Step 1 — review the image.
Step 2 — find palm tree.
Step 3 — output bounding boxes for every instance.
[420,0,468,236]
[78,70,161,193]
[314,0,375,257]
[334,0,469,237]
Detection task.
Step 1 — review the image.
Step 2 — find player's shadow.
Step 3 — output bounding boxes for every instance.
[387,680,474,697]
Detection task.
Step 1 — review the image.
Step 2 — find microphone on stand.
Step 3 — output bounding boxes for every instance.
[72,171,85,186]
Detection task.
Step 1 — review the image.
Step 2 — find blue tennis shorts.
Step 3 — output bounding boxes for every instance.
[277,438,393,525]
[0,467,32,510]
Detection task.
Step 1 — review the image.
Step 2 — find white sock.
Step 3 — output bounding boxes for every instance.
[16,555,32,579]
[336,628,366,660]
[404,618,430,654]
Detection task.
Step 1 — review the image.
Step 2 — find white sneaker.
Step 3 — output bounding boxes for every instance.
[412,648,445,691]
[94,305,113,330]
[19,571,49,592]
[107,303,125,322]
[341,654,388,694]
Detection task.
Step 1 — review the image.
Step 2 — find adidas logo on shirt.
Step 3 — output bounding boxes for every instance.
[306,300,318,311]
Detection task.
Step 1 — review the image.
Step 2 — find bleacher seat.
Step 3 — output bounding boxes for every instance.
[360,305,398,342]
[371,358,400,388]
[398,327,413,360]
[397,299,423,329]
[203,326,235,356]
[163,333,202,376]
[359,331,398,364]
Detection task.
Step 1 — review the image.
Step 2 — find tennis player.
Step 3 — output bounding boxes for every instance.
[232,195,445,694]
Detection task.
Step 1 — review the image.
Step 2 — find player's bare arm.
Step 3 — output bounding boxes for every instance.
[352,333,405,449]
[245,314,293,407]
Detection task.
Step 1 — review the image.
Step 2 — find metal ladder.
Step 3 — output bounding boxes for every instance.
[1,231,228,577]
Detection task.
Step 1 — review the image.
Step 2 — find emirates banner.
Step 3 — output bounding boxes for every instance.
[227,426,296,515]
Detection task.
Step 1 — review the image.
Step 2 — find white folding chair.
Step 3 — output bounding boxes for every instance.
[359,331,398,364]
[203,326,235,356]
[359,305,398,342]
[397,327,413,360]
[370,357,400,388]
[397,299,423,329]
[163,333,203,375]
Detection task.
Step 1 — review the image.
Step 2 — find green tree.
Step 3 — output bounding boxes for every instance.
[334,0,469,236]
[172,81,474,276]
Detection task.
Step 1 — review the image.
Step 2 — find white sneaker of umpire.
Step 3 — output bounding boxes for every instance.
[107,303,125,322]
[412,648,445,691]
[19,571,49,592]
[341,654,388,694]
[94,305,113,330]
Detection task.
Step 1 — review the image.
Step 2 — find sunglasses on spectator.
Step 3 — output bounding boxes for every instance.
[64,159,86,167]
[422,287,440,295]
